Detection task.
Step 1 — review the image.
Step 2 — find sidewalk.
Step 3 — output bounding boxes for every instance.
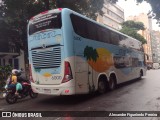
[0,91,5,99]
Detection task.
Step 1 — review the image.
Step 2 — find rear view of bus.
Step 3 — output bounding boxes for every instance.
[28,8,74,95]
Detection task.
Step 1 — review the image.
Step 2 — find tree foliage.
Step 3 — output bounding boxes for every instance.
[136,0,160,22]
[0,65,12,90]
[120,20,147,44]
[0,0,104,63]
[121,20,145,31]
[55,0,104,20]
[0,0,104,44]
[84,46,99,62]
[0,0,48,52]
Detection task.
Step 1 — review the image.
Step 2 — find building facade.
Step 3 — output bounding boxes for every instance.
[97,0,124,30]
[0,37,25,71]
[0,19,25,71]
[151,31,160,63]
[127,13,153,65]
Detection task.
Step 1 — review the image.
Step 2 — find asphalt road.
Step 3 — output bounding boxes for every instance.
[0,69,160,120]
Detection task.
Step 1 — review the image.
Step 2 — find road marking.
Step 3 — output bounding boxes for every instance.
[54,117,61,120]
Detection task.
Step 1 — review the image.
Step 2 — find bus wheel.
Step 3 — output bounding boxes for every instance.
[98,80,107,94]
[109,75,116,90]
[139,70,143,80]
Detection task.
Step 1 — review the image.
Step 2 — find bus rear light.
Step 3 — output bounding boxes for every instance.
[29,64,34,83]
[65,90,70,93]
[40,10,48,14]
[62,61,73,83]
[58,8,62,11]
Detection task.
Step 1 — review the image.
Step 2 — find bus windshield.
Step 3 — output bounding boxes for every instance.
[29,13,62,35]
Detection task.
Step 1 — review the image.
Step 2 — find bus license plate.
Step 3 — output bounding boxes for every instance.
[44,89,51,94]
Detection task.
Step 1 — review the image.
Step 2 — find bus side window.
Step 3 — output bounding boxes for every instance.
[110,32,119,45]
[86,21,98,41]
[70,14,87,38]
[97,26,110,44]
[119,35,127,47]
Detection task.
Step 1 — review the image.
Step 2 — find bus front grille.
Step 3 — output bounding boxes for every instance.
[32,47,61,68]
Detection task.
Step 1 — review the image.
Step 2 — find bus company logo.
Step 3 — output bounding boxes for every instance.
[42,44,46,48]
[2,112,11,117]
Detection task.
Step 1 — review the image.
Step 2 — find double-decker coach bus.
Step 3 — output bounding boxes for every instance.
[27,8,146,95]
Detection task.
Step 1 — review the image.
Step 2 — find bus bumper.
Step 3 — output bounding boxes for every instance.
[31,82,75,96]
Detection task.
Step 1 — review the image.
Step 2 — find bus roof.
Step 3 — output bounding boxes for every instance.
[62,8,142,46]
[29,8,142,46]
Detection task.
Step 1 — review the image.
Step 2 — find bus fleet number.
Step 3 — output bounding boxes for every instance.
[51,76,62,80]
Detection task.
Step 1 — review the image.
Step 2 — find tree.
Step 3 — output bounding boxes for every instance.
[121,20,145,31]
[108,0,160,25]
[55,0,104,20]
[0,0,47,52]
[136,0,160,22]
[0,0,52,66]
[0,0,104,65]
[0,65,12,90]
[120,20,147,44]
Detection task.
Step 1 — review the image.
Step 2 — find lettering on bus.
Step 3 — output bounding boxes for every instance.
[35,20,52,29]
[51,76,62,80]
[33,14,57,23]
[31,31,56,41]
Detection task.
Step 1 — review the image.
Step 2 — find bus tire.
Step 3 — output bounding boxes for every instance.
[98,79,107,94]
[108,75,116,90]
[139,70,143,80]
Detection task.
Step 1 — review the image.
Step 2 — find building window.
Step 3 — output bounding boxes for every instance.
[8,59,13,67]
[14,59,19,69]
[3,59,5,66]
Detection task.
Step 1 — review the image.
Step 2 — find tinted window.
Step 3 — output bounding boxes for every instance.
[70,14,111,43]
[97,26,110,43]
[29,13,62,35]
[70,14,88,38]
[86,21,98,40]
[118,35,127,47]
[70,14,142,50]
[119,35,142,51]
[110,32,119,45]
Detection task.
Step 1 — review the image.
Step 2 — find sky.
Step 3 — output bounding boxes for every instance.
[117,0,160,31]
